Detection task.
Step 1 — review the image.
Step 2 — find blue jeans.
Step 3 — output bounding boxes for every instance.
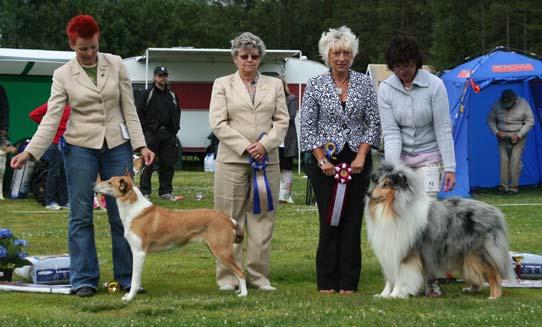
[43,144,68,206]
[63,142,133,291]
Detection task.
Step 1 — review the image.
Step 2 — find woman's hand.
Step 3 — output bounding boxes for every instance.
[350,155,366,174]
[321,162,335,176]
[247,142,266,161]
[140,147,155,166]
[443,171,456,192]
[10,151,32,169]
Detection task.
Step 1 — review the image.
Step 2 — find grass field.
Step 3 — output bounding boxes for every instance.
[1,165,542,326]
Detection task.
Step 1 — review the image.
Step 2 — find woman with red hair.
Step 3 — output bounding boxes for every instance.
[11,14,155,297]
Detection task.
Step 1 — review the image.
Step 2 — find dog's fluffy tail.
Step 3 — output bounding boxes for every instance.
[486,228,515,281]
[230,218,244,244]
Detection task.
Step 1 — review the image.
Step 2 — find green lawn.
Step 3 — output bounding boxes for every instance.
[1,166,541,326]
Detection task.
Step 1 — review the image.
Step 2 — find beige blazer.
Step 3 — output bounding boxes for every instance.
[26,52,146,160]
[209,72,289,164]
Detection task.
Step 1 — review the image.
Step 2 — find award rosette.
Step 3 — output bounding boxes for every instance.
[325,162,352,226]
[249,156,274,215]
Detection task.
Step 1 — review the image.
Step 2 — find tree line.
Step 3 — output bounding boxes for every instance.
[1,0,542,71]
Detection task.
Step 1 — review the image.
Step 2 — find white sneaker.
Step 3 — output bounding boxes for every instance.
[278,189,287,202]
[60,203,69,210]
[218,285,236,291]
[45,203,61,210]
[258,285,277,291]
[286,195,294,204]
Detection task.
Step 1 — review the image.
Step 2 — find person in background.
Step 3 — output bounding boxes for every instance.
[209,32,289,292]
[11,14,154,297]
[378,33,455,297]
[487,89,534,195]
[136,65,182,201]
[0,84,9,137]
[300,26,381,294]
[29,103,71,210]
[278,77,298,204]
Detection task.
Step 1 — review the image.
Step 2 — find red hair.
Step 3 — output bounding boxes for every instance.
[66,15,100,44]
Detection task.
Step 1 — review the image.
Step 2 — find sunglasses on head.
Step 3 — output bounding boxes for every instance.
[239,54,260,60]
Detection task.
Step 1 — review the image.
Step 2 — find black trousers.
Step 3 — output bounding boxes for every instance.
[140,132,178,195]
[308,147,372,291]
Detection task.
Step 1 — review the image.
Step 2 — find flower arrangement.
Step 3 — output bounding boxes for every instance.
[0,228,31,270]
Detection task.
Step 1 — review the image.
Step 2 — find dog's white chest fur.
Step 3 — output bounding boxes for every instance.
[116,187,153,228]
[366,200,429,278]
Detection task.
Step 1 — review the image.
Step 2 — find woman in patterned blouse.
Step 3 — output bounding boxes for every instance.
[300,26,381,294]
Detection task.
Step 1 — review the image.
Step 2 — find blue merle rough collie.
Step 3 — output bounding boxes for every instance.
[365,161,514,299]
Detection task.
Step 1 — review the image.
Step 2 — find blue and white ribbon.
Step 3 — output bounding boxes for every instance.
[250,157,274,214]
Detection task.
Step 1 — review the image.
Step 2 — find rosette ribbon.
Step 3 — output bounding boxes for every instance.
[249,156,274,215]
[325,162,352,226]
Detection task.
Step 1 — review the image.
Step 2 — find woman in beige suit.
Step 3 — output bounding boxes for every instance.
[11,15,154,297]
[209,32,289,291]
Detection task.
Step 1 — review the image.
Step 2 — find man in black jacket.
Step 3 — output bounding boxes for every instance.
[136,66,181,201]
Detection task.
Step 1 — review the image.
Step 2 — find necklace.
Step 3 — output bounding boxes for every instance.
[333,74,349,96]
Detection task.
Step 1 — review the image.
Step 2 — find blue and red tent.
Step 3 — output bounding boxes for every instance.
[439,47,542,197]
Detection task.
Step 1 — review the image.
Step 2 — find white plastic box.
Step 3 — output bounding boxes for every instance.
[23,254,70,285]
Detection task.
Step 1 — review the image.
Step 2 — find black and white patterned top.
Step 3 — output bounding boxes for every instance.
[300,70,381,153]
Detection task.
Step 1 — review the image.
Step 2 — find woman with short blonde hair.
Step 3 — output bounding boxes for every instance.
[301,26,380,294]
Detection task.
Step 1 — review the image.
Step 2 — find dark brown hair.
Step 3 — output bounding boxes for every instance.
[384,34,424,70]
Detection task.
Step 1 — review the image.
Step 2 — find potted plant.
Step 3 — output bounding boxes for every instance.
[0,228,31,281]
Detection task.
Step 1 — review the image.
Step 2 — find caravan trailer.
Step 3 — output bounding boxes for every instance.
[123,47,327,157]
[0,48,75,142]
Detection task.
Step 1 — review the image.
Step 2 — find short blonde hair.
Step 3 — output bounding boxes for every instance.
[230,32,267,58]
[318,26,359,67]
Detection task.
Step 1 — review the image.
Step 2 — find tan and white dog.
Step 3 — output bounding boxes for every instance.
[93,174,247,301]
[0,137,18,200]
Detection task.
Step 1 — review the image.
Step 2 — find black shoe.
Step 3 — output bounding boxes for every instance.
[122,286,146,294]
[75,286,96,297]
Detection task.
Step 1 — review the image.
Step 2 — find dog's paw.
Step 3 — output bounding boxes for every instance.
[121,294,134,302]
[389,291,409,299]
[237,292,248,297]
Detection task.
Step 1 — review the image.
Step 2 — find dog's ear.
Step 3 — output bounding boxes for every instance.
[119,178,131,194]
[395,173,409,189]
[124,168,133,179]
[389,172,409,189]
